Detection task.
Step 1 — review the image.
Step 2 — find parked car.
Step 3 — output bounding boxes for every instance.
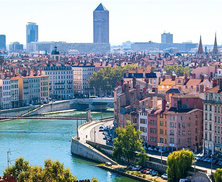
[151,170,157,176]
[99,125,104,131]
[148,147,153,151]
[179,179,191,182]
[146,169,152,174]
[134,165,142,171]
[161,173,168,180]
[105,162,112,166]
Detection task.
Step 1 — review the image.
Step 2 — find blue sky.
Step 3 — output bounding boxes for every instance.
[0,0,221,45]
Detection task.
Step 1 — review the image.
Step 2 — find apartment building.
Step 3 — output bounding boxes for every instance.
[167,97,203,152]
[42,66,74,100]
[203,83,222,155]
[0,79,12,109]
[72,63,100,96]
[10,78,19,108]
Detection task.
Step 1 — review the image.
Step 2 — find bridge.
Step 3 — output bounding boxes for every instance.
[0,116,87,120]
[70,97,114,111]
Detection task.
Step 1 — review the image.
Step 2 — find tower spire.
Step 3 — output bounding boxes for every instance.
[197,36,204,54]
[212,33,218,55]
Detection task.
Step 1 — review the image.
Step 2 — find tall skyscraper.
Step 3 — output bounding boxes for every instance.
[0,35,6,51]
[26,22,38,44]
[93,3,109,44]
[161,32,173,44]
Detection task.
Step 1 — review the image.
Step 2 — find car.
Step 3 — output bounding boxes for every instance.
[179,179,191,182]
[161,173,168,180]
[99,125,104,131]
[148,147,153,151]
[151,170,157,176]
[141,168,150,174]
[153,148,158,152]
[146,169,152,174]
[105,162,112,166]
[134,165,142,171]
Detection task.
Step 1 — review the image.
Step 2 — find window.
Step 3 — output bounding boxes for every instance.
[160,129,164,135]
[160,121,164,126]
[170,122,174,128]
[170,138,174,144]
[215,106,217,113]
[170,130,174,136]
[215,116,217,123]
[160,137,164,143]
[210,105,212,111]
[140,119,147,124]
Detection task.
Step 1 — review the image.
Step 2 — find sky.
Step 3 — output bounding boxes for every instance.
[0,0,222,45]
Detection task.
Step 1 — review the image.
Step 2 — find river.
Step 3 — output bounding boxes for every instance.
[0,110,137,182]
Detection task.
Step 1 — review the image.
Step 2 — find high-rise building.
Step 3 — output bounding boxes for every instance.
[9,42,23,52]
[93,3,109,44]
[161,32,173,44]
[26,22,38,44]
[0,35,6,51]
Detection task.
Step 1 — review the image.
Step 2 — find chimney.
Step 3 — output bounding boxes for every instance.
[162,99,167,111]
[177,99,182,110]
[219,79,222,90]
[133,76,136,88]
[120,79,124,86]
[213,79,218,87]
[162,75,166,81]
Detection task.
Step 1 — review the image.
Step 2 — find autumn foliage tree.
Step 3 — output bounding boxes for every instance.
[167,149,194,182]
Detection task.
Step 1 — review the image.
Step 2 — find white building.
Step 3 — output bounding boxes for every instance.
[0,79,12,109]
[72,63,100,96]
[203,83,222,155]
[42,66,74,100]
[10,78,19,108]
[139,110,148,143]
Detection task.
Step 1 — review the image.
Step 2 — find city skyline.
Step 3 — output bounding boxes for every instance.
[0,0,222,45]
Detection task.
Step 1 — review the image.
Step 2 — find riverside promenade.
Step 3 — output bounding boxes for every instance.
[71,117,117,165]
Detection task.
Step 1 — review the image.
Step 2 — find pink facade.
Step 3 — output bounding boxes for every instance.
[171,96,203,110]
[167,109,203,152]
[148,110,158,146]
[191,66,216,79]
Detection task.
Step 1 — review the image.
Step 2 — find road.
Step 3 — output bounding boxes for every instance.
[78,119,113,144]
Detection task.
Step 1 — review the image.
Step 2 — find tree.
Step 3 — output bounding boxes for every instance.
[137,148,149,166]
[113,122,143,164]
[167,149,194,182]
[164,65,192,76]
[214,168,222,182]
[88,64,139,96]
[4,158,78,182]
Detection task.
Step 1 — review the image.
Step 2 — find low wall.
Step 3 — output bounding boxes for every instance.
[71,138,117,165]
[27,101,71,116]
[0,105,38,117]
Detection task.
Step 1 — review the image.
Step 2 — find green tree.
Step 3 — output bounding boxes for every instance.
[164,65,192,76]
[137,148,149,166]
[214,168,222,182]
[89,64,139,96]
[4,158,77,182]
[167,149,194,182]
[113,122,143,164]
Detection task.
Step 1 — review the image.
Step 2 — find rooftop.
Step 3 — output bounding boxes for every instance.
[95,3,108,11]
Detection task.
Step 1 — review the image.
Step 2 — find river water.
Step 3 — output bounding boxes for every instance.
[0,110,136,182]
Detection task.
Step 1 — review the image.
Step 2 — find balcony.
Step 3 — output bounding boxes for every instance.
[203,100,222,105]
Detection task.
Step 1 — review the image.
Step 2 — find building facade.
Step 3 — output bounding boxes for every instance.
[0,79,12,109]
[42,66,74,100]
[0,35,6,51]
[26,22,38,44]
[10,78,19,108]
[203,85,222,155]
[161,32,173,44]
[72,64,100,96]
[93,3,109,44]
